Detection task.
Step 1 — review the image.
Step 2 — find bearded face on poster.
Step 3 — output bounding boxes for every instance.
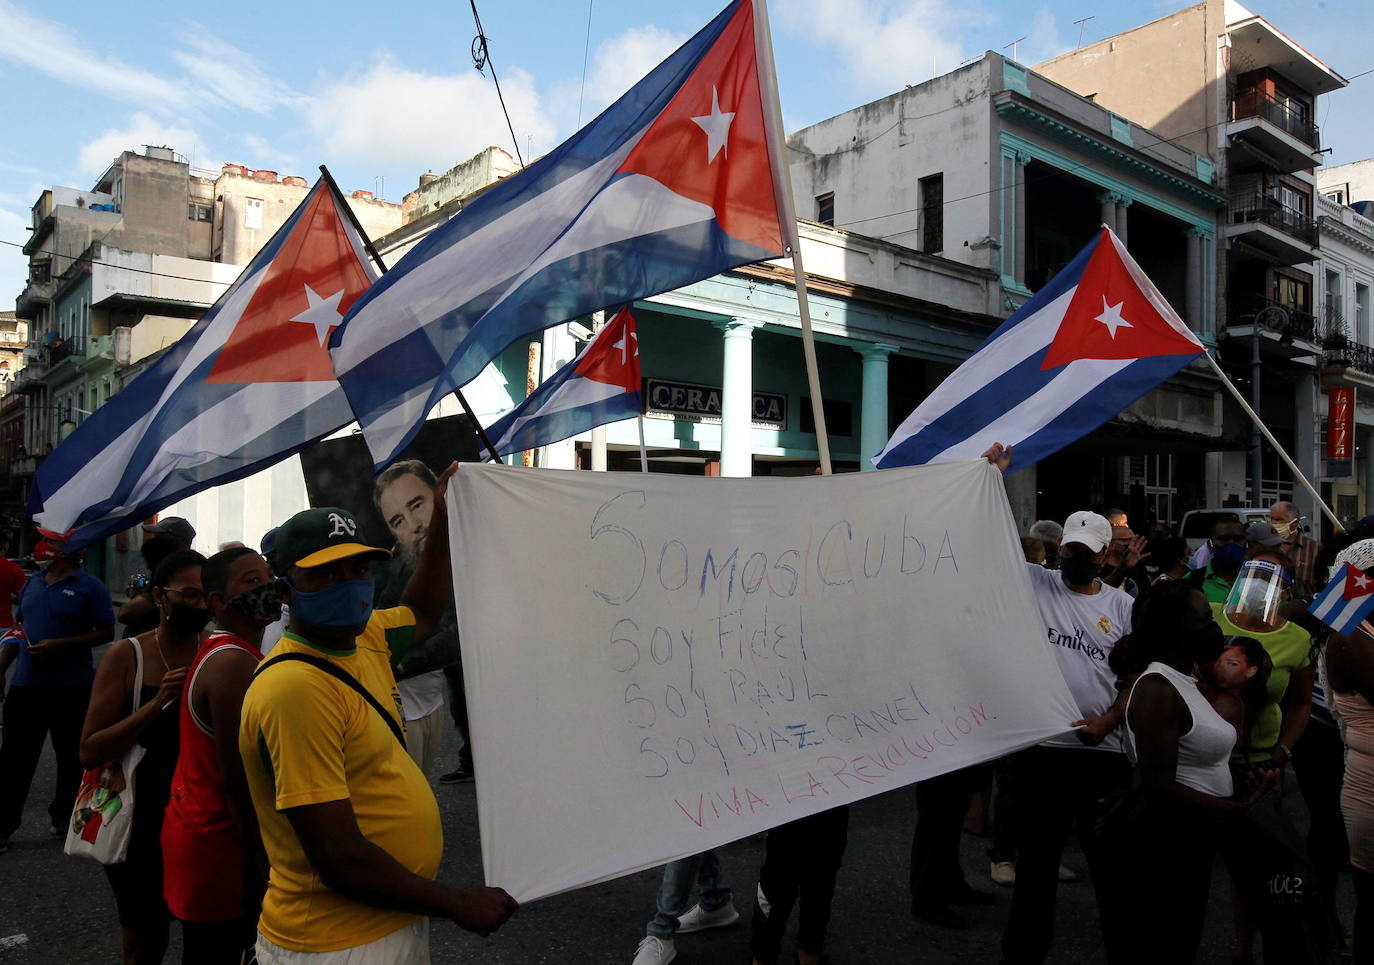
[373,460,438,571]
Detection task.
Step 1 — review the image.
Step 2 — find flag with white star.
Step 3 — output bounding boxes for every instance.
[30,178,379,547]
[329,0,791,471]
[483,306,643,458]
[873,225,1204,472]
[1309,562,1374,637]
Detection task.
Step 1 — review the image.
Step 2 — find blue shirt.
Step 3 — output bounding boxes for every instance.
[11,568,115,688]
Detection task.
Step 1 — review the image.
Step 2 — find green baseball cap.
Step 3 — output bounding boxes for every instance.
[274,507,391,570]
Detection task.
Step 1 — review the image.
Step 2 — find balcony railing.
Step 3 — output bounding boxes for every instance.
[1231,295,1318,343]
[1323,337,1374,375]
[1228,194,1319,246]
[1232,88,1320,148]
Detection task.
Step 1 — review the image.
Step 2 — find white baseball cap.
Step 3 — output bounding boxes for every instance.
[1061,511,1113,554]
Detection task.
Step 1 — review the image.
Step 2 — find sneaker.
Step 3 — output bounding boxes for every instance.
[1057,863,1077,882]
[677,902,740,933]
[439,767,474,784]
[631,935,676,965]
[990,860,1016,887]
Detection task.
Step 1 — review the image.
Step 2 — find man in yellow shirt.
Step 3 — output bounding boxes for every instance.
[240,462,516,964]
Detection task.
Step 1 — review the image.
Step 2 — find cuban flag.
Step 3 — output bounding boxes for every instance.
[485,307,642,457]
[329,0,790,471]
[29,180,379,549]
[873,227,1204,470]
[1309,563,1374,636]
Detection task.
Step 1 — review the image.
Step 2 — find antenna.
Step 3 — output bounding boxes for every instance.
[1003,36,1027,62]
[1074,16,1095,48]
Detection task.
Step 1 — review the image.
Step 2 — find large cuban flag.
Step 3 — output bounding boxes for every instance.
[874,227,1204,471]
[329,0,790,471]
[485,306,642,458]
[29,180,379,549]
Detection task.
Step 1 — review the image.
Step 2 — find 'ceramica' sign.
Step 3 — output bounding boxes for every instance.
[644,378,787,429]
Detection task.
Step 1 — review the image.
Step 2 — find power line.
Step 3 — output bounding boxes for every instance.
[468,0,525,168]
[576,0,595,128]
[0,238,233,287]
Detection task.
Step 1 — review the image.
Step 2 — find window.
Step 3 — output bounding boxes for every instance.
[1275,181,1309,215]
[188,202,212,222]
[1358,283,1371,345]
[919,173,943,253]
[814,193,834,227]
[245,197,264,230]
[1275,274,1310,313]
[1326,188,1348,206]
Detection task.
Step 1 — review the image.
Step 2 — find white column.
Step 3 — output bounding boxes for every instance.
[856,343,897,471]
[1185,228,1205,331]
[716,318,760,478]
[1116,197,1132,247]
[1098,191,1119,234]
[1294,376,1319,520]
[1014,152,1030,288]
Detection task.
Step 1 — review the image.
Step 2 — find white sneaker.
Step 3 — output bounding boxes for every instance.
[990,860,1015,887]
[677,902,740,933]
[632,936,676,965]
[1057,863,1078,882]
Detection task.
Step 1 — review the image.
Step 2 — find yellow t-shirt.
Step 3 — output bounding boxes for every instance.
[1211,603,1313,763]
[239,606,443,953]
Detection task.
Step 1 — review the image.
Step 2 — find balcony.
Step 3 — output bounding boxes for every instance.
[1228,88,1322,173]
[1221,295,1320,360]
[1321,329,1374,388]
[1224,193,1319,264]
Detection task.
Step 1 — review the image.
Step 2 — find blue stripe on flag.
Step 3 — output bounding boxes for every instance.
[490,391,645,457]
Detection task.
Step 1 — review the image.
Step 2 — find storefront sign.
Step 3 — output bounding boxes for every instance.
[1328,387,1355,478]
[644,378,787,429]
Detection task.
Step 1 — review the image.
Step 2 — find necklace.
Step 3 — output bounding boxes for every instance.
[154,623,191,673]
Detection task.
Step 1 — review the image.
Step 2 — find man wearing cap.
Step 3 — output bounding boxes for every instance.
[239,463,516,964]
[0,535,115,852]
[1000,507,1136,965]
[119,517,197,636]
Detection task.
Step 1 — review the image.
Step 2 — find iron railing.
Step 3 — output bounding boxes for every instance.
[1228,193,1319,246]
[1232,295,1319,343]
[1232,87,1320,148]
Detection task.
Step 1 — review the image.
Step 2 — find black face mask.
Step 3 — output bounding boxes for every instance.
[229,583,283,626]
[166,602,212,635]
[1060,554,1099,587]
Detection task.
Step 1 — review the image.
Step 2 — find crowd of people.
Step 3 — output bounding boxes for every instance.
[0,445,1372,964]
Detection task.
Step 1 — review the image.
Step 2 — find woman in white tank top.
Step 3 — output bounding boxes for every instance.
[1104,581,1276,964]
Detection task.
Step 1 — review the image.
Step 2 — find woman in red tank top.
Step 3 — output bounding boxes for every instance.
[162,547,281,965]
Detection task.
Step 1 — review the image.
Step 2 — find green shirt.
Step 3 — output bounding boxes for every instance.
[1211,603,1312,762]
[1200,563,1234,605]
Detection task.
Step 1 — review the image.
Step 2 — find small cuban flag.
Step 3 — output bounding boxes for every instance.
[484,307,643,458]
[1309,562,1374,636]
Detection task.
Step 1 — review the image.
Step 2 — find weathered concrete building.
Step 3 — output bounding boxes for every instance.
[787,50,1225,525]
[1033,0,1348,525]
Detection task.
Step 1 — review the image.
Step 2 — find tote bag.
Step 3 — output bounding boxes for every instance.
[64,638,147,864]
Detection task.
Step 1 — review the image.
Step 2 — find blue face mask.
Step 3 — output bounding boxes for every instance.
[1212,542,1246,569]
[287,578,374,632]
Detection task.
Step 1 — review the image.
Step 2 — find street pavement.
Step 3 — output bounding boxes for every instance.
[0,656,1354,963]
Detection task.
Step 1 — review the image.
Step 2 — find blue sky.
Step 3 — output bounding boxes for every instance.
[1,0,1370,307]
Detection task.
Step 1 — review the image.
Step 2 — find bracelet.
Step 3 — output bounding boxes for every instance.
[1274,742,1292,762]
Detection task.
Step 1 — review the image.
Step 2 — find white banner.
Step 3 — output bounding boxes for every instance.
[449,459,1079,902]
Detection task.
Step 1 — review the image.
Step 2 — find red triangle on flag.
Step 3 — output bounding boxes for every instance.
[1040,229,1202,371]
[1343,564,1374,601]
[574,307,641,392]
[206,184,375,384]
[616,0,783,256]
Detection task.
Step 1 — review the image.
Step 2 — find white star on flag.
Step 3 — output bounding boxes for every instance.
[1356,572,1372,592]
[691,86,735,164]
[613,331,639,364]
[1094,296,1134,339]
[290,284,346,345]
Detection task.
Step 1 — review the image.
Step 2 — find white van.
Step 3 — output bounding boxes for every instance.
[1177,507,1270,553]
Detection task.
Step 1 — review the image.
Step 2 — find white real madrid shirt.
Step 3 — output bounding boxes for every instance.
[1024,562,1135,752]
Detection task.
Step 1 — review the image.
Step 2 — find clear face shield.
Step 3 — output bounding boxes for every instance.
[1223,559,1293,631]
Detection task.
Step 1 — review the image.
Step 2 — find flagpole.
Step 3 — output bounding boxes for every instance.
[1203,351,1344,532]
[318,165,503,465]
[753,0,832,476]
[637,415,649,474]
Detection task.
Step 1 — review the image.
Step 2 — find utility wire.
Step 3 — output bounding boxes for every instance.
[468,0,525,168]
[576,0,595,128]
[0,238,232,287]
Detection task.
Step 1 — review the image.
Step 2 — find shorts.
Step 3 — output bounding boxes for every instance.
[254,919,429,965]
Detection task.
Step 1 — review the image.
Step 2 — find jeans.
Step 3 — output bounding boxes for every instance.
[646,849,732,938]
[1000,746,1131,965]
[750,806,850,963]
[910,764,990,903]
[442,662,472,772]
[0,684,90,838]
[988,756,1017,863]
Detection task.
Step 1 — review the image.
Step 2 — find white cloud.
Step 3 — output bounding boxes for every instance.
[78,114,212,175]
[0,199,30,310]
[581,26,687,121]
[777,0,965,92]
[306,56,555,170]
[170,32,304,115]
[1021,8,1068,66]
[0,0,192,109]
